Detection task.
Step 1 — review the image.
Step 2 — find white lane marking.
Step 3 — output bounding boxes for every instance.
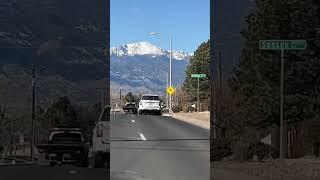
[131,114,134,118]
[131,120,135,123]
[69,170,78,174]
[138,132,147,141]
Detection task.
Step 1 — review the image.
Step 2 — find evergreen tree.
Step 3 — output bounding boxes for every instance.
[230,0,320,139]
[123,92,135,103]
[183,40,210,101]
[45,96,79,127]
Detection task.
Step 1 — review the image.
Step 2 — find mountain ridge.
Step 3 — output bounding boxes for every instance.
[110,42,193,60]
[110,42,191,95]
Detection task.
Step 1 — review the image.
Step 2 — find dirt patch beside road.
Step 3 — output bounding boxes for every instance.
[212,167,264,180]
[175,112,210,122]
[169,112,210,129]
[211,158,320,180]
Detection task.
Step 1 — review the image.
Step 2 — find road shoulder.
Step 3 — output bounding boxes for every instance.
[212,167,264,180]
[164,113,210,130]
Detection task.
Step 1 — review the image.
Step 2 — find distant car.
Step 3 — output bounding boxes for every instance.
[138,94,162,115]
[91,105,110,168]
[122,102,137,114]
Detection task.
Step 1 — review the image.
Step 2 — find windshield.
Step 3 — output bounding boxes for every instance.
[141,96,160,101]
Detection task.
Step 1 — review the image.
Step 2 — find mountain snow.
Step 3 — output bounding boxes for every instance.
[110,42,193,60]
[110,41,193,95]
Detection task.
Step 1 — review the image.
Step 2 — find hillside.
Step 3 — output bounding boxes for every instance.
[0,0,107,112]
[110,42,192,95]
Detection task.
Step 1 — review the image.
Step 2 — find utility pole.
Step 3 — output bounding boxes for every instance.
[119,83,122,101]
[166,72,169,108]
[219,51,222,105]
[31,65,35,162]
[169,37,173,114]
[217,51,222,138]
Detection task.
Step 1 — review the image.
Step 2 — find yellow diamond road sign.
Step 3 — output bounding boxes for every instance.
[167,86,175,95]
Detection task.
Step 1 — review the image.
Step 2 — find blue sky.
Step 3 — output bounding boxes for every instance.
[111,0,210,53]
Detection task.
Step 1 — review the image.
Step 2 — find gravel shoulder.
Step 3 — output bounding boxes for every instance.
[167,112,210,130]
[212,167,264,180]
[211,158,320,180]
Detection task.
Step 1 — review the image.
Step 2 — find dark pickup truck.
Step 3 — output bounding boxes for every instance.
[122,102,137,114]
[36,128,89,167]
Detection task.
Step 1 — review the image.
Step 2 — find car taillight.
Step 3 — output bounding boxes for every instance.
[97,124,103,137]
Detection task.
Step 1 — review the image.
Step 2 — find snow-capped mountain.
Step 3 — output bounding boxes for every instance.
[110,42,193,95]
[110,42,193,60]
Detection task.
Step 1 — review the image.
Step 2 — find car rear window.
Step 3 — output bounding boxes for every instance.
[51,133,83,143]
[141,96,160,101]
[126,104,136,107]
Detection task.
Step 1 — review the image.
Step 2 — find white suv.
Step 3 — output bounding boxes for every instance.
[138,94,162,115]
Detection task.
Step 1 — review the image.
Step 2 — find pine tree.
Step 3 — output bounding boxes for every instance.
[123,92,135,103]
[45,96,78,127]
[183,40,210,102]
[230,0,320,141]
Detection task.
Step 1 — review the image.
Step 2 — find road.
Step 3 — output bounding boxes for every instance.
[111,114,210,180]
[0,165,109,180]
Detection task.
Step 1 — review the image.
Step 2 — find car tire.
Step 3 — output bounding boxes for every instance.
[80,157,89,167]
[94,153,105,168]
[49,161,55,167]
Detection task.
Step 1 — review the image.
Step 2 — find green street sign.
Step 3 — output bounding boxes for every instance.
[259,40,307,50]
[191,74,206,78]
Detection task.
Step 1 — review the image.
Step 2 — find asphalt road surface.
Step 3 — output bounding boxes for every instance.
[0,165,109,180]
[111,114,210,180]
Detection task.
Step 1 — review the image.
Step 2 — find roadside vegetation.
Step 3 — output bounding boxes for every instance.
[174,40,210,113]
[211,0,320,164]
[0,96,101,157]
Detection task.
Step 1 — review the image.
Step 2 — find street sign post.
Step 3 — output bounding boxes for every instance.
[191,74,207,112]
[259,39,307,159]
[167,86,175,95]
[259,40,307,50]
[191,74,207,78]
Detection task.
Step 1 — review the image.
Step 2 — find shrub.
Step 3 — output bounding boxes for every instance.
[211,138,233,161]
[172,105,182,113]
